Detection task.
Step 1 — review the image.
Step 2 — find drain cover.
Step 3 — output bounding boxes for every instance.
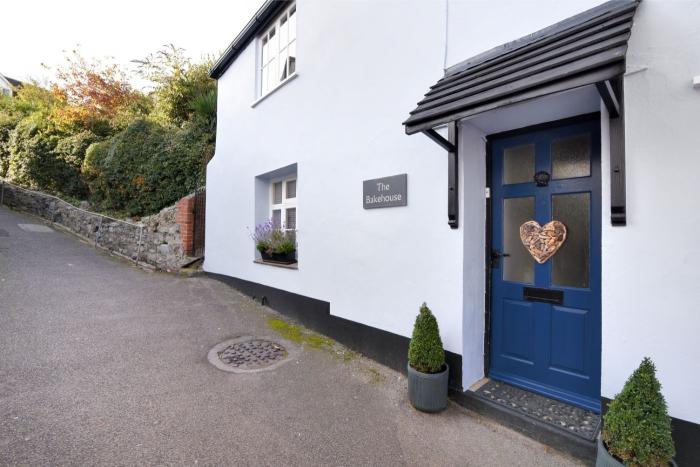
[219,339,286,369]
[18,224,53,233]
[207,336,292,373]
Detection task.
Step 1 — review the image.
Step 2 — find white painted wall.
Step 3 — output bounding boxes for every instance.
[206,0,467,356]
[208,0,700,422]
[459,122,486,387]
[600,0,700,423]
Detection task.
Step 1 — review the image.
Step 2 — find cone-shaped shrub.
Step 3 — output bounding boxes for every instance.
[408,303,445,373]
[602,357,675,466]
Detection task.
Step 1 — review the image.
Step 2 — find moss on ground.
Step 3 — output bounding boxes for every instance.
[266,318,389,386]
[365,367,385,385]
[267,318,334,350]
[266,317,358,362]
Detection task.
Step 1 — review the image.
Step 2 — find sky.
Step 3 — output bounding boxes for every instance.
[1,0,263,88]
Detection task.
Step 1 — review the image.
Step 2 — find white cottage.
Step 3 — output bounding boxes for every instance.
[205,0,699,462]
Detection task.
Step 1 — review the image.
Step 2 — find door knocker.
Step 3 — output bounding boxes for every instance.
[534,171,550,187]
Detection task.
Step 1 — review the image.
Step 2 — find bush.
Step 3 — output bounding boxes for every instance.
[7,117,59,190]
[82,118,211,216]
[6,117,96,198]
[51,130,99,197]
[602,357,675,466]
[408,303,445,373]
[0,111,20,177]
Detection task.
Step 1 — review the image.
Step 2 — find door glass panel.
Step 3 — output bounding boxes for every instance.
[552,134,590,179]
[503,197,535,283]
[503,144,535,184]
[552,193,590,288]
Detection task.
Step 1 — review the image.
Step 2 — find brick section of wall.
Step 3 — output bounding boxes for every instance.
[176,195,195,256]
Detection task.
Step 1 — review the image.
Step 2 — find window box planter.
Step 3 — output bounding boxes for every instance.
[260,250,297,265]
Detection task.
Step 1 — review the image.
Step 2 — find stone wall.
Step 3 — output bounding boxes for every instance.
[0,180,199,270]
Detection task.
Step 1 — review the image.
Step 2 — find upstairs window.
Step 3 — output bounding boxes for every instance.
[260,3,297,97]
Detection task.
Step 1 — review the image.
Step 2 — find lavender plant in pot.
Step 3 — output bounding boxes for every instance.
[250,220,297,265]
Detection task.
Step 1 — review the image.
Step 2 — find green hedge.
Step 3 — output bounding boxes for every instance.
[82,118,211,216]
[0,112,20,177]
[6,117,96,198]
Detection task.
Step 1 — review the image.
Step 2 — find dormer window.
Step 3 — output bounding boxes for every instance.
[260,3,297,97]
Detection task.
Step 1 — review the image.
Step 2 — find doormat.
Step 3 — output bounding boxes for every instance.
[474,380,600,441]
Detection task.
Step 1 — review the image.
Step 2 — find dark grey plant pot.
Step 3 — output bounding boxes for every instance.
[596,437,678,467]
[407,363,449,413]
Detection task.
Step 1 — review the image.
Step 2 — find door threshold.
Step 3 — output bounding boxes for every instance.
[450,380,599,463]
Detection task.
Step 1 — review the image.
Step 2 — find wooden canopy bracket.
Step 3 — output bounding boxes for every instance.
[447,122,459,229]
[421,124,459,229]
[422,128,456,153]
[597,77,626,226]
[596,80,620,118]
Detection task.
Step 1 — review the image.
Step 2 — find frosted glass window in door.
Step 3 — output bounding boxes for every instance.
[552,134,591,179]
[503,197,535,283]
[552,193,590,288]
[503,144,535,184]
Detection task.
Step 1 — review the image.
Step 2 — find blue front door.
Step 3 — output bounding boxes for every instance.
[489,118,601,412]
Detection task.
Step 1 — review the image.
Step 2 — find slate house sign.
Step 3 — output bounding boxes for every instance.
[363,174,408,209]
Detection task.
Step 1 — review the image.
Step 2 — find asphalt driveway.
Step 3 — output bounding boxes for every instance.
[0,206,582,466]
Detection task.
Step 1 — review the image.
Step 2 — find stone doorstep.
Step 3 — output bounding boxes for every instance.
[450,386,597,464]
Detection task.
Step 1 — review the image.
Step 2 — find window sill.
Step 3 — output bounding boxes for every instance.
[251,72,298,108]
[253,259,298,270]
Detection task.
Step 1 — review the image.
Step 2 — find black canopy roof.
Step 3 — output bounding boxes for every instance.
[404,0,640,134]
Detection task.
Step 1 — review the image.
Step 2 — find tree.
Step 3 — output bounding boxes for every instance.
[48,49,149,134]
[133,44,216,125]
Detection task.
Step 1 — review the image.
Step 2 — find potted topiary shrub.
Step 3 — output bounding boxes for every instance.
[407,303,448,413]
[249,220,297,265]
[598,357,676,467]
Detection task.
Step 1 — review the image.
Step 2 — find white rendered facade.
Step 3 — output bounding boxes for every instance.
[206,0,700,430]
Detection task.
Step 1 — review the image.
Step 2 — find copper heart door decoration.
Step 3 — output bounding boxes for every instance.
[519,220,567,264]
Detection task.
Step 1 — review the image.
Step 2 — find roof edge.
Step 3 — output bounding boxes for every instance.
[209,0,292,79]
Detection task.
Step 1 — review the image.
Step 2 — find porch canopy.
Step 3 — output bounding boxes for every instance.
[403,0,640,227]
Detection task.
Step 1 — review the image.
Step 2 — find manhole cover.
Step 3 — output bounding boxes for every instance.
[207,336,293,373]
[219,339,286,368]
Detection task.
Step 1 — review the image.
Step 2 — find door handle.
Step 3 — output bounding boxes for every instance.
[490,250,510,268]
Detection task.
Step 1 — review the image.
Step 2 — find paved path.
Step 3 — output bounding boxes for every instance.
[0,206,582,466]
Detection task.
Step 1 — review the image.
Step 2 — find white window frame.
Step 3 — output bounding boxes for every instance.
[270,175,297,232]
[258,2,297,98]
